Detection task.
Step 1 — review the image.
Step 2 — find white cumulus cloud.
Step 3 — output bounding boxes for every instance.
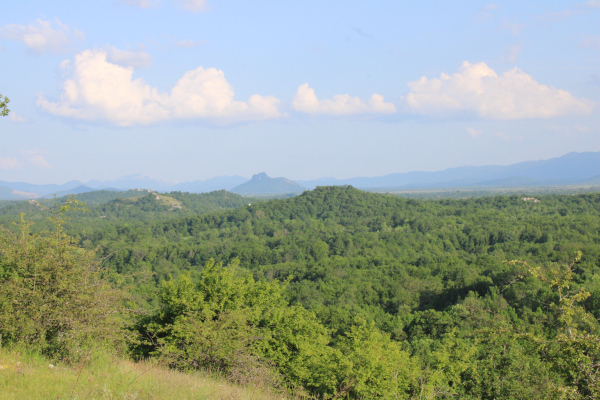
[37,49,283,126]
[405,61,594,119]
[292,83,396,116]
[0,19,84,54]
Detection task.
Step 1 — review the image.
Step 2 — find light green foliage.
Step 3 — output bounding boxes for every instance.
[458,312,561,399]
[139,259,334,392]
[333,318,416,399]
[138,259,421,398]
[0,206,122,359]
[515,253,600,399]
[409,326,477,399]
[0,92,9,117]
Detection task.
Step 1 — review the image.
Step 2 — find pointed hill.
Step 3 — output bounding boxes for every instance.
[231,172,306,195]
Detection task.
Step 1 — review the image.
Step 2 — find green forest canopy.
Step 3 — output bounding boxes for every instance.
[3,186,600,398]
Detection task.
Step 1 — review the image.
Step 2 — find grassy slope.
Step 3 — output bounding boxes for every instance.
[0,348,284,400]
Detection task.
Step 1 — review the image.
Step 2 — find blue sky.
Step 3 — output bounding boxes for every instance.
[0,0,598,184]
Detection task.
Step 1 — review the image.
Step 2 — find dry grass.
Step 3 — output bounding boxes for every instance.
[0,347,287,400]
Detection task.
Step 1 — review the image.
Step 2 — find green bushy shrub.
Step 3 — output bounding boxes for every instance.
[0,210,123,359]
[136,259,418,398]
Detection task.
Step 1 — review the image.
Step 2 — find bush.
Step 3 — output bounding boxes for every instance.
[0,210,123,359]
[136,259,419,398]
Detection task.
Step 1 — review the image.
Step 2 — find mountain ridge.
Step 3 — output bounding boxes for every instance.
[1,151,600,200]
[296,151,600,189]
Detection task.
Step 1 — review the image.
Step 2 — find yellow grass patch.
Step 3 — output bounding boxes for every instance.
[0,348,286,400]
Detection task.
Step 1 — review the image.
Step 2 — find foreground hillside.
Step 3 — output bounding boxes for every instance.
[0,348,282,400]
[3,186,600,398]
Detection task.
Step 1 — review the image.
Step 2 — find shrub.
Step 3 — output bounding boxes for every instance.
[0,210,123,359]
[136,259,419,398]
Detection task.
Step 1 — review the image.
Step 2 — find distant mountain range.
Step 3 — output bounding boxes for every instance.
[1,151,600,200]
[296,151,600,189]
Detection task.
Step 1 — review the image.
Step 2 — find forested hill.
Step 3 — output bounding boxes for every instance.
[87,185,600,337]
[0,189,254,232]
[6,185,600,397]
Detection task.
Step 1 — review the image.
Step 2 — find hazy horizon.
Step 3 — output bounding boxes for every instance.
[0,149,598,187]
[1,1,599,185]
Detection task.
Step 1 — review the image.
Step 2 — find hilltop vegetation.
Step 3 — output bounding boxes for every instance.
[91,187,600,326]
[0,189,255,233]
[3,186,600,398]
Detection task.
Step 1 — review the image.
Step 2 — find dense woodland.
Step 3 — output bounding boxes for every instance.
[2,186,600,398]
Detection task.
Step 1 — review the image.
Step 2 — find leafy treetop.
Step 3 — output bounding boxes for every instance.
[0,92,9,117]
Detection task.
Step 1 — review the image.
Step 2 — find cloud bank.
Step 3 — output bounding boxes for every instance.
[292,83,396,116]
[405,61,594,119]
[38,50,283,126]
[0,19,84,54]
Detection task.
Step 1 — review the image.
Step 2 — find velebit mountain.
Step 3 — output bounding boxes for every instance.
[230,172,306,195]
